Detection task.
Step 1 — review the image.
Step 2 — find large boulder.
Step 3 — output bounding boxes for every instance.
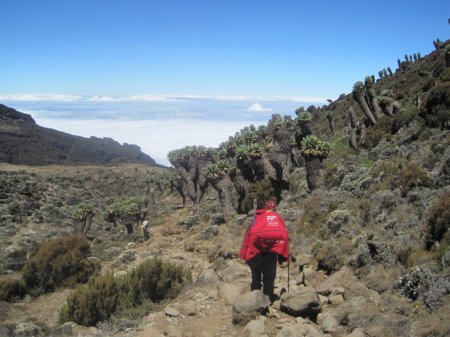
[316,266,357,296]
[218,282,242,305]
[218,260,249,282]
[280,286,321,320]
[343,282,381,304]
[195,268,220,285]
[232,290,270,325]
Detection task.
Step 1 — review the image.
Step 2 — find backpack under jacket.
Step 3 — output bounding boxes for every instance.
[240,209,289,262]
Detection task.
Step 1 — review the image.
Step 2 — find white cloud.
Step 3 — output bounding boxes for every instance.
[36,118,263,167]
[0,94,82,102]
[248,103,272,112]
[88,96,118,102]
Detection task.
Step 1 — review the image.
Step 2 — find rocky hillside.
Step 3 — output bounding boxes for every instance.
[0,39,449,337]
[0,104,161,166]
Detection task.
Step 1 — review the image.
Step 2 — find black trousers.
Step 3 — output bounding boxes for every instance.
[248,252,277,302]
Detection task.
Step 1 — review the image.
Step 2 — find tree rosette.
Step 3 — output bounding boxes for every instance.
[300,135,330,160]
[352,81,365,93]
[236,143,263,161]
[104,196,148,220]
[205,160,231,180]
[71,203,94,221]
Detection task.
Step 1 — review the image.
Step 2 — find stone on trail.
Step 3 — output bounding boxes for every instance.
[276,322,323,337]
[218,282,242,305]
[232,290,270,325]
[243,318,268,337]
[195,268,221,285]
[280,286,321,320]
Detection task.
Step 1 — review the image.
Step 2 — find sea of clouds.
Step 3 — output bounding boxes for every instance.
[0,94,326,166]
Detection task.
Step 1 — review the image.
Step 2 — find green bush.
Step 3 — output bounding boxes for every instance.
[59,257,190,327]
[22,235,95,295]
[420,82,450,129]
[425,192,450,250]
[128,257,189,304]
[59,273,130,327]
[0,277,26,301]
[391,107,417,133]
[365,116,393,148]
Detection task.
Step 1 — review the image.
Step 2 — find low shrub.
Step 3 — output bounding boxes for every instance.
[22,235,95,295]
[369,159,406,192]
[398,162,432,195]
[391,106,417,133]
[0,277,26,301]
[324,162,343,188]
[59,273,130,327]
[394,265,448,311]
[420,82,450,129]
[314,238,353,274]
[298,193,337,237]
[425,192,450,250]
[59,257,191,327]
[364,116,393,148]
[128,257,189,304]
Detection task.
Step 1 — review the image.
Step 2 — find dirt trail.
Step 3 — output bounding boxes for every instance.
[131,206,294,337]
[134,207,247,336]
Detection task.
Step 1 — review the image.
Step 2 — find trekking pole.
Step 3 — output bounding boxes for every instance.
[287,256,290,292]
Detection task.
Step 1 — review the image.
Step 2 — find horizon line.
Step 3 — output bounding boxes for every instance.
[0,93,328,104]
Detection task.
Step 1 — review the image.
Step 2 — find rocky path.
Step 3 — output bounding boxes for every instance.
[125,207,303,337]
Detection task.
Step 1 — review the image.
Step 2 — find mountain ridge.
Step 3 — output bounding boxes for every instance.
[0,104,163,167]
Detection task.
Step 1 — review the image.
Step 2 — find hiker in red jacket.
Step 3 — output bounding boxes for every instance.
[240,199,289,302]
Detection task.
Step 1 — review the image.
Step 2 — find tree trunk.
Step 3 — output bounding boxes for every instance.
[178,167,196,202]
[210,175,235,222]
[348,129,357,150]
[348,106,358,150]
[195,158,210,203]
[326,111,335,135]
[365,84,382,119]
[74,219,84,234]
[83,213,93,234]
[353,91,376,125]
[359,123,367,147]
[380,102,394,117]
[304,157,325,192]
[230,168,250,213]
[268,149,290,183]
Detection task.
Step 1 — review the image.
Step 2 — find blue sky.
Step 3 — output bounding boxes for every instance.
[0,0,449,165]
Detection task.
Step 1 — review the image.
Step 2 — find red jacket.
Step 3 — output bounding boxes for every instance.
[240,209,289,262]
